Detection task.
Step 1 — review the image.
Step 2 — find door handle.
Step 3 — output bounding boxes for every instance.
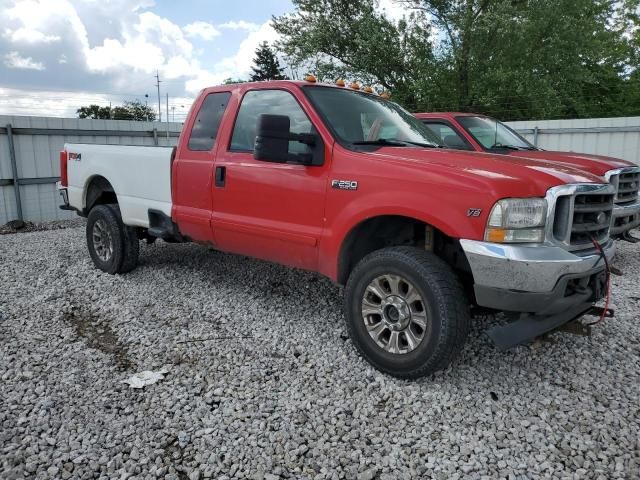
[215,166,226,187]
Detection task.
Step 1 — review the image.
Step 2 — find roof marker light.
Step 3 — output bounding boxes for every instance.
[380,91,391,99]
[305,74,317,83]
[350,82,360,90]
[336,79,346,87]
[363,86,374,93]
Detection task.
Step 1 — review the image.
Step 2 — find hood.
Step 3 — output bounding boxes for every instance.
[367,147,607,198]
[506,150,635,176]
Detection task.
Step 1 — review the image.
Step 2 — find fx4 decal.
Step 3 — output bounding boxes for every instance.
[332,179,358,191]
[467,208,482,217]
[68,153,82,161]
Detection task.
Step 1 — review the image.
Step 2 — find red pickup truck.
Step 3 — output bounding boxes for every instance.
[59,80,616,378]
[415,112,640,239]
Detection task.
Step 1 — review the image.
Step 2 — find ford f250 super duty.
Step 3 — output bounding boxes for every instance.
[416,112,640,239]
[58,79,616,378]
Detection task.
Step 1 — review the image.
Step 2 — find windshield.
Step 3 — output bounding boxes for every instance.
[456,116,536,150]
[304,86,442,148]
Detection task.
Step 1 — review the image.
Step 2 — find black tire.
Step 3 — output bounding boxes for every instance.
[344,247,470,379]
[86,204,139,274]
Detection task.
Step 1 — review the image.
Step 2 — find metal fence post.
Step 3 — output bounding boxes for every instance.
[6,124,23,222]
[152,127,158,146]
[533,126,539,147]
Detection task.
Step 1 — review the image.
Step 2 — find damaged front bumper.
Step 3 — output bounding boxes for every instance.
[460,239,615,349]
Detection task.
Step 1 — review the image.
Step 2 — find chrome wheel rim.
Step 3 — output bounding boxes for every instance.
[92,219,113,262]
[362,274,429,354]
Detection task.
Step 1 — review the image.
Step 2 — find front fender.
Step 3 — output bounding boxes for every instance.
[317,189,489,281]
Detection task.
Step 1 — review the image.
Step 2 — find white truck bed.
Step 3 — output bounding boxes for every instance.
[65,143,173,228]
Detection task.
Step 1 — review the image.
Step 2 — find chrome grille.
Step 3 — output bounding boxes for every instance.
[551,185,615,251]
[615,171,640,205]
[570,193,614,246]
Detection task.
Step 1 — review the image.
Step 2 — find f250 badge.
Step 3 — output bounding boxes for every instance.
[467,208,482,217]
[332,179,358,191]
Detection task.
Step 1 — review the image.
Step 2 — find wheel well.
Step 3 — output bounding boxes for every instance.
[337,215,470,285]
[85,176,117,214]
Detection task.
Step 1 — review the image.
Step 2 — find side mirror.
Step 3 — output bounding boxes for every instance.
[253,114,323,166]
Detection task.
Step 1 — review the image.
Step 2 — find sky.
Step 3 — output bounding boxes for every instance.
[0,0,406,121]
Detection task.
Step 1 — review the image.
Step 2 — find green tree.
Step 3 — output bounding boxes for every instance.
[275,0,640,120]
[249,41,289,81]
[76,100,156,121]
[76,104,112,119]
[222,78,248,84]
[273,0,434,107]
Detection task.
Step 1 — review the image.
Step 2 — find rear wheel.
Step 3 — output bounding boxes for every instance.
[344,247,470,379]
[86,204,139,274]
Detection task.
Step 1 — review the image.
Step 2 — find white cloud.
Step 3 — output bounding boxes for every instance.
[184,21,281,94]
[184,21,220,40]
[218,20,260,31]
[217,22,280,77]
[0,1,293,113]
[3,27,61,44]
[4,51,45,70]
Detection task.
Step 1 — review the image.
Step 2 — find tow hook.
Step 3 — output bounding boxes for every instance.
[585,306,615,319]
[621,231,640,243]
[609,265,623,276]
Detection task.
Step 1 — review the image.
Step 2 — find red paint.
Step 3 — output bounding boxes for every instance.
[414,112,635,175]
[170,81,607,282]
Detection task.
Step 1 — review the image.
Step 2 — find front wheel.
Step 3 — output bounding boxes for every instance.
[86,204,139,274]
[344,247,470,379]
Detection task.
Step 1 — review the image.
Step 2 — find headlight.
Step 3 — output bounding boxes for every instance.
[485,198,547,243]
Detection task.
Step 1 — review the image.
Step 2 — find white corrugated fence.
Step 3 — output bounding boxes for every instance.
[1,115,639,225]
[506,116,640,164]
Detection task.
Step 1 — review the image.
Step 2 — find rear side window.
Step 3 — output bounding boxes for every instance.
[187,92,231,151]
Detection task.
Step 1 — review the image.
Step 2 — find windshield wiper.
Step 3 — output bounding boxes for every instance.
[352,138,439,148]
[489,143,524,151]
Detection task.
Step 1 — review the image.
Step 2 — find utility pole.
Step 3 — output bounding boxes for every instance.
[155,71,162,122]
[166,92,170,139]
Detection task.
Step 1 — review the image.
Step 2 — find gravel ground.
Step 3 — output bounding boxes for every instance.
[1,224,639,480]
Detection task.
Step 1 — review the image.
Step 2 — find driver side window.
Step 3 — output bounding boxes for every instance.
[230,89,313,155]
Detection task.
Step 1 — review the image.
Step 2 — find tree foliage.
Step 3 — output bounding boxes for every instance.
[274,0,640,120]
[250,42,289,81]
[77,100,156,121]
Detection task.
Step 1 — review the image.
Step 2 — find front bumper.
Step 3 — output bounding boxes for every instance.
[611,200,640,236]
[461,239,614,315]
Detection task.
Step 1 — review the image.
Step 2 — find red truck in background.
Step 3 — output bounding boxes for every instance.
[59,80,618,378]
[415,112,640,239]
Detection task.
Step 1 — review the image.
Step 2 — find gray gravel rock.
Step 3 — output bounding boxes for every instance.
[1,223,639,479]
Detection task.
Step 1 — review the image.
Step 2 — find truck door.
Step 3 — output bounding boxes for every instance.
[172,91,232,242]
[211,88,330,271]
